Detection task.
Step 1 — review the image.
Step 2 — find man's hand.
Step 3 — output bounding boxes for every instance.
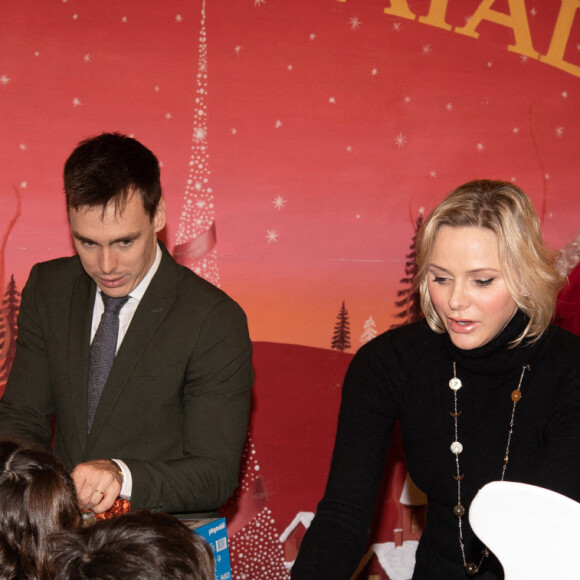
[72,459,123,514]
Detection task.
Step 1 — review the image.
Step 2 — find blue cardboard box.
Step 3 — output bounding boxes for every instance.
[183,517,232,580]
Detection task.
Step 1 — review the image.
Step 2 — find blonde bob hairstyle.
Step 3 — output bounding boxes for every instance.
[414,179,564,347]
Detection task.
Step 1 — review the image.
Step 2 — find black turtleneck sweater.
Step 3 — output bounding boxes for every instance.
[291,312,580,579]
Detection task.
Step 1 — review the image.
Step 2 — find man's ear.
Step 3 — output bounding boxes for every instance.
[154,197,166,233]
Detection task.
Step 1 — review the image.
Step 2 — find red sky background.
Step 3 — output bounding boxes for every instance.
[2,0,580,350]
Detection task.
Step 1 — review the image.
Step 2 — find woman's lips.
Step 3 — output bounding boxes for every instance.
[448,318,477,333]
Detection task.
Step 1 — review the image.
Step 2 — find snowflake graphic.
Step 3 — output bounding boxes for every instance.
[422,44,432,55]
[555,126,564,138]
[393,22,401,32]
[0,75,10,86]
[193,127,207,141]
[266,229,279,243]
[394,133,407,148]
[72,97,82,107]
[274,120,283,128]
[273,196,287,210]
[350,16,361,30]
[175,14,183,23]
[476,142,485,151]
[255,0,266,6]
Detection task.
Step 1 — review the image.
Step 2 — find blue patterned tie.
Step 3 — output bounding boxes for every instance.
[87,293,129,432]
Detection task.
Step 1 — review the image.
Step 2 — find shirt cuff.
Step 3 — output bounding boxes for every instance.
[111,459,133,500]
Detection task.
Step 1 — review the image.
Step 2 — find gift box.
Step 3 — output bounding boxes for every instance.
[183,517,232,580]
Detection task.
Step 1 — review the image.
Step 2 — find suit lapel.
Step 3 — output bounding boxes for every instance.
[85,247,179,449]
[68,271,95,448]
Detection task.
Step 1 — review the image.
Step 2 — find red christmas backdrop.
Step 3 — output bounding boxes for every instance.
[2,1,580,577]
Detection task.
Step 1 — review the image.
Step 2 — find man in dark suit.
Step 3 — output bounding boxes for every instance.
[0,133,253,517]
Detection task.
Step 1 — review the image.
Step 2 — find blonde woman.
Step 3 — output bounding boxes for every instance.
[292,180,580,579]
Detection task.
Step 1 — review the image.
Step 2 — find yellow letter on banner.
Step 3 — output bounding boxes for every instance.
[540,0,580,77]
[418,0,453,31]
[383,0,417,20]
[454,0,539,58]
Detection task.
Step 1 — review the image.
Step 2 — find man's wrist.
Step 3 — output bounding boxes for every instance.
[108,459,124,483]
[110,459,132,500]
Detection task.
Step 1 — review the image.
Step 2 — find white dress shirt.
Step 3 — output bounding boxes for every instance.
[89,243,162,499]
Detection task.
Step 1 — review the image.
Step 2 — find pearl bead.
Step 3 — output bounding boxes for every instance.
[449,377,462,391]
[450,441,463,454]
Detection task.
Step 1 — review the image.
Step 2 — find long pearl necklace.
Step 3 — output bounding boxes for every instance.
[449,362,529,575]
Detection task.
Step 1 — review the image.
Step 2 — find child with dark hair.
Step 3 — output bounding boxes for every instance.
[0,440,80,579]
[49,510,215,580]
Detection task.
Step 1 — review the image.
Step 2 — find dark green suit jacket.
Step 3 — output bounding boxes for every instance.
[0,244,253,516]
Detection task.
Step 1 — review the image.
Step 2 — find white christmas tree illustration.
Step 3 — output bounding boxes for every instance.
[173,0,220,286]
[360,315,378,344]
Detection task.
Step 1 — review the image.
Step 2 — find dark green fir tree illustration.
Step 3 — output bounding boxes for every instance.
[331,300,351,351]
[391,211,423,329]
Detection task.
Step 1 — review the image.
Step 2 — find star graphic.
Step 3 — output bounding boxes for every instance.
[422,44,432,55]
[266,229,279,243]
[19,144,27,151]
[562,91,568,98]
[234,45,242,55]
[72,97,82,107]
[0,75,10,86]
[393,22,401,32]
[350,16,361,30]
[274,120,282,128]
[273,195,287,210]
[165,112,173,119]
[84,54,91,62]
[371,68,378,75]
[255,0,266,5]
[394,133,407,148]
[309,33,316,40]
[175,14,183,23]
[476,143,485,151]
[555,126,564,138]
[20,181,28,189]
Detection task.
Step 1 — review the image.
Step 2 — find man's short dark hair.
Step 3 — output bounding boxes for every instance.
[49,510,215,580]
[64,132,162,220]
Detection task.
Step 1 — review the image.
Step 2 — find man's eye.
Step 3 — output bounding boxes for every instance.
[82,241,96,248]
[119,240,133,247]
